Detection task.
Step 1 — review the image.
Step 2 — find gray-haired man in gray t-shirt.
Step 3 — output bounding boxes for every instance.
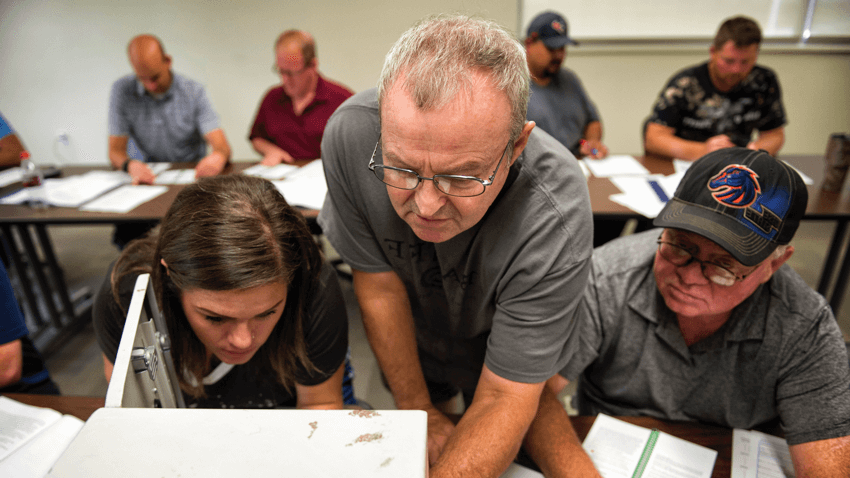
[318,14,598,478]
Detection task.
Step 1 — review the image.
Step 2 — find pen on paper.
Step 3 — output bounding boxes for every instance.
[647,180,669,203]
[580,139,599,157]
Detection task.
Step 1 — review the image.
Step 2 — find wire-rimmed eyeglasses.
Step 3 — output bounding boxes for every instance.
[271,64,307,78]
[656,237,752,286]
[367,136,513,198]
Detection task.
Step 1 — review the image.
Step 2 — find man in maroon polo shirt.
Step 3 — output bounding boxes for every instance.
[250,30,354,165]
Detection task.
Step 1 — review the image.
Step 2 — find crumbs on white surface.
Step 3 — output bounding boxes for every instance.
[348,410,381,418]
[346,432,384,447]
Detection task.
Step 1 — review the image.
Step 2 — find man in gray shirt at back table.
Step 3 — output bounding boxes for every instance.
[524,11,608,160]
[108,34,231,186]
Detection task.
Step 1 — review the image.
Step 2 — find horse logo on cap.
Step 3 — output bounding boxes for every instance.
[551,21,565,33]
[708,164,761,208]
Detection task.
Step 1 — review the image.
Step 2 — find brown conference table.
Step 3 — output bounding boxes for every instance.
[4,392,737,478]
[1,155,847,352]
[0,162,314,356]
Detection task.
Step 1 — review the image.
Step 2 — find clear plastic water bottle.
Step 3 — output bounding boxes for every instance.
[20,151,48,209]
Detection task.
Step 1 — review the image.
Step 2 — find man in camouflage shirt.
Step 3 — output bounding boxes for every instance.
[644,16,786,160]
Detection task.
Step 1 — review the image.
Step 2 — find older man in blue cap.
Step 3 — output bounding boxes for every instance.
[524,11,608,159]
[530,147,850,476]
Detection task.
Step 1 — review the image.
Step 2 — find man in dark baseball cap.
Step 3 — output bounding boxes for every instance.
[526,11,577,48]
[654,147,807,266]
[532,148,850,476]
[524,11,608,161]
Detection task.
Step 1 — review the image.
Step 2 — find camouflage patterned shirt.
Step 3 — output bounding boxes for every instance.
[648,62,786,146]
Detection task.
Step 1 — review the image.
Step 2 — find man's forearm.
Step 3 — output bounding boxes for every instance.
[205,129,231,163]
[0,134,26,168]
[749,128,784,156]
[251,137,284,157]
[583,121,603,142]
[646,133,704,160]
[108,136,130,170]
[524,386,601,478]
[351,270,432,409]
[644,123,706,160]
[0,340,24,388]
[432,380,543,478]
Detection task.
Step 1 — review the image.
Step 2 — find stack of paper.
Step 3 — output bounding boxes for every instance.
[0,397,84,478]
[0,170,130,208]
[243,163,300,180]
[0,167,24,187]
[731,429,794,477]
[584,155,687,219]
[583,155,651,178]
[154,168,195,184]
[79,185,168,213]
[271,160,328,210]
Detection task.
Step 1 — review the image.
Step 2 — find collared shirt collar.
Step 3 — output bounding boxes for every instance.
[627,260,770,358]
[134,70,176,100]
[277,74,329,106]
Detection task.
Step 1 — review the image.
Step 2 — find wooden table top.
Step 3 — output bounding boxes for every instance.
[6,393,734,478]
[2,155,844,225]
[0,162,319,224]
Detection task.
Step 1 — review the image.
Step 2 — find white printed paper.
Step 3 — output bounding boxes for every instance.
[731,429,795,478]
[79,184,168,213]
[155,168,195,184]
[584,155,650,177]
[243,163,300,180]
[271,160,328,209]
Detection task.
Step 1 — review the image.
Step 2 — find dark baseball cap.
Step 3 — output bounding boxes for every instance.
[526,11,577,48]
[653,148,808,267]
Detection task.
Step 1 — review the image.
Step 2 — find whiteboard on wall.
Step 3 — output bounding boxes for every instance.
[519,0,850,40]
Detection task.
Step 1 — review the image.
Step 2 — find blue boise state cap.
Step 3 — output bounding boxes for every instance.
[526,11,577,48]
[653,148,808,266]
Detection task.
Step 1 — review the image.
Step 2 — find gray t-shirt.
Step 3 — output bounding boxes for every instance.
[108,72,220,163]
[318,88,593,386]
[561,229,850,445]
[527,69,601,156]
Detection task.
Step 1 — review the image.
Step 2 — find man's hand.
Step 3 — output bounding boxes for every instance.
[195,153,227,178]
[126,160,156,185]
[645,123,731,161]
[579,139,609,159]
[260,149,295,166]
[424,405,456,466]
[581,122,609,159]
[703,134,736,155]
[746,127,785,156]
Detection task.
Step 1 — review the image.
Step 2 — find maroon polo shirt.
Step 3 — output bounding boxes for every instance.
[249,76,353,160]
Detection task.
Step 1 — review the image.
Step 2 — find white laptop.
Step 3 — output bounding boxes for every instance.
[48,274,427,477]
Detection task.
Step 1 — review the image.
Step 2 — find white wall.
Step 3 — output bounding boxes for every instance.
[567,47,850,155]
[0,0,515,166]
[1,1,847,167]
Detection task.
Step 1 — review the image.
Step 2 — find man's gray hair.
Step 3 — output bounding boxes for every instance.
[771,244,789,260]
[377,14,530,143]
